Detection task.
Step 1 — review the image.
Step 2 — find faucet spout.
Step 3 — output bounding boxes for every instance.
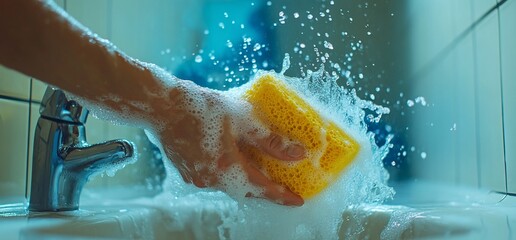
[62,139,134,174]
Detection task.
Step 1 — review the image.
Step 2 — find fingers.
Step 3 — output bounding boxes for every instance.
[242,160,304,206]
[222,121,304,206]
[227,118,304,206]
[255,133,306,161]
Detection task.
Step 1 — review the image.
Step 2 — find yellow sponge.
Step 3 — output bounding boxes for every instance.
[243,74,360,199]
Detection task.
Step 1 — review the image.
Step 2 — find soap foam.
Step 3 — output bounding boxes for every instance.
[146,59,393,239]
[74,53,393,239]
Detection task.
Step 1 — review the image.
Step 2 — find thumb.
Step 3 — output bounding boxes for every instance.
[255,133,305,161]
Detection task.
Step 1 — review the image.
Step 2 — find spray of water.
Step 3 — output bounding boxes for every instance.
[145,54,394,240]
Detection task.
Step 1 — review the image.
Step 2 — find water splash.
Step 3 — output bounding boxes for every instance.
[152,54,394,240]
[280,53,291,75]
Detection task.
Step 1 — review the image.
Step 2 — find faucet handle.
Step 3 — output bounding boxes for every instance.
[40,86,89,124]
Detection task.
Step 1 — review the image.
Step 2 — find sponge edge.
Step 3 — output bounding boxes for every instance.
[243,74,360,199]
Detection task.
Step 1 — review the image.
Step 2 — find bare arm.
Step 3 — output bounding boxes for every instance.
[0,0,169,121]
[0,0,305,206]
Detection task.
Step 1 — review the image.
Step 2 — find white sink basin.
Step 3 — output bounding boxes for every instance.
[0,197,228,240]
[1,182,515,240]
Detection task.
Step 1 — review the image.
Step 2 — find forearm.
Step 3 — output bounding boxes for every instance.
[0,0,177,126]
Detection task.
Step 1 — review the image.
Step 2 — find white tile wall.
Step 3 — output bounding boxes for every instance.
[54,0,65,7]
[0,66,30,100]
[109,0,202,71]
[472,0,498,21]
[500,0,516,193]
[408,0,509,195]
[31,79,47,102]
[409,32,483,187]
[67,0,110,38]
[410,42,461,184]
[0,99,29,205]
[474,11,505,192]
[26,103,40,197]
[407,0,477,186]
[406,0,473,76]
[454,34,479,187]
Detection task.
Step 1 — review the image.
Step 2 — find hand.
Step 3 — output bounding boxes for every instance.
[154,80,305,206]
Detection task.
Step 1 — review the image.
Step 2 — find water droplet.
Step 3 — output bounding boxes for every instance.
[280,53,290,74]
[253,43,261,51]
[415,96,427,106]
[323,41,334,50]
[194,55,203,63]
[407,100,414,107]
[307,14,313,20]
[385,125,392,132]
[421,152,427,159]
[279,11,287,24]
[294,12,299,18]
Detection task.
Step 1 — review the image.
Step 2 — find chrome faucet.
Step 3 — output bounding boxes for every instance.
[29,87,135,212]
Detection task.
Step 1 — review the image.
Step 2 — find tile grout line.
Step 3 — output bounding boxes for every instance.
[0,94,32,104]
[409,0,508,84]
[496,5,509,194]
[25,78,33,201]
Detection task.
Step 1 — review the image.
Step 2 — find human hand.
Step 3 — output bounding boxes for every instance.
[153,80,305,206]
